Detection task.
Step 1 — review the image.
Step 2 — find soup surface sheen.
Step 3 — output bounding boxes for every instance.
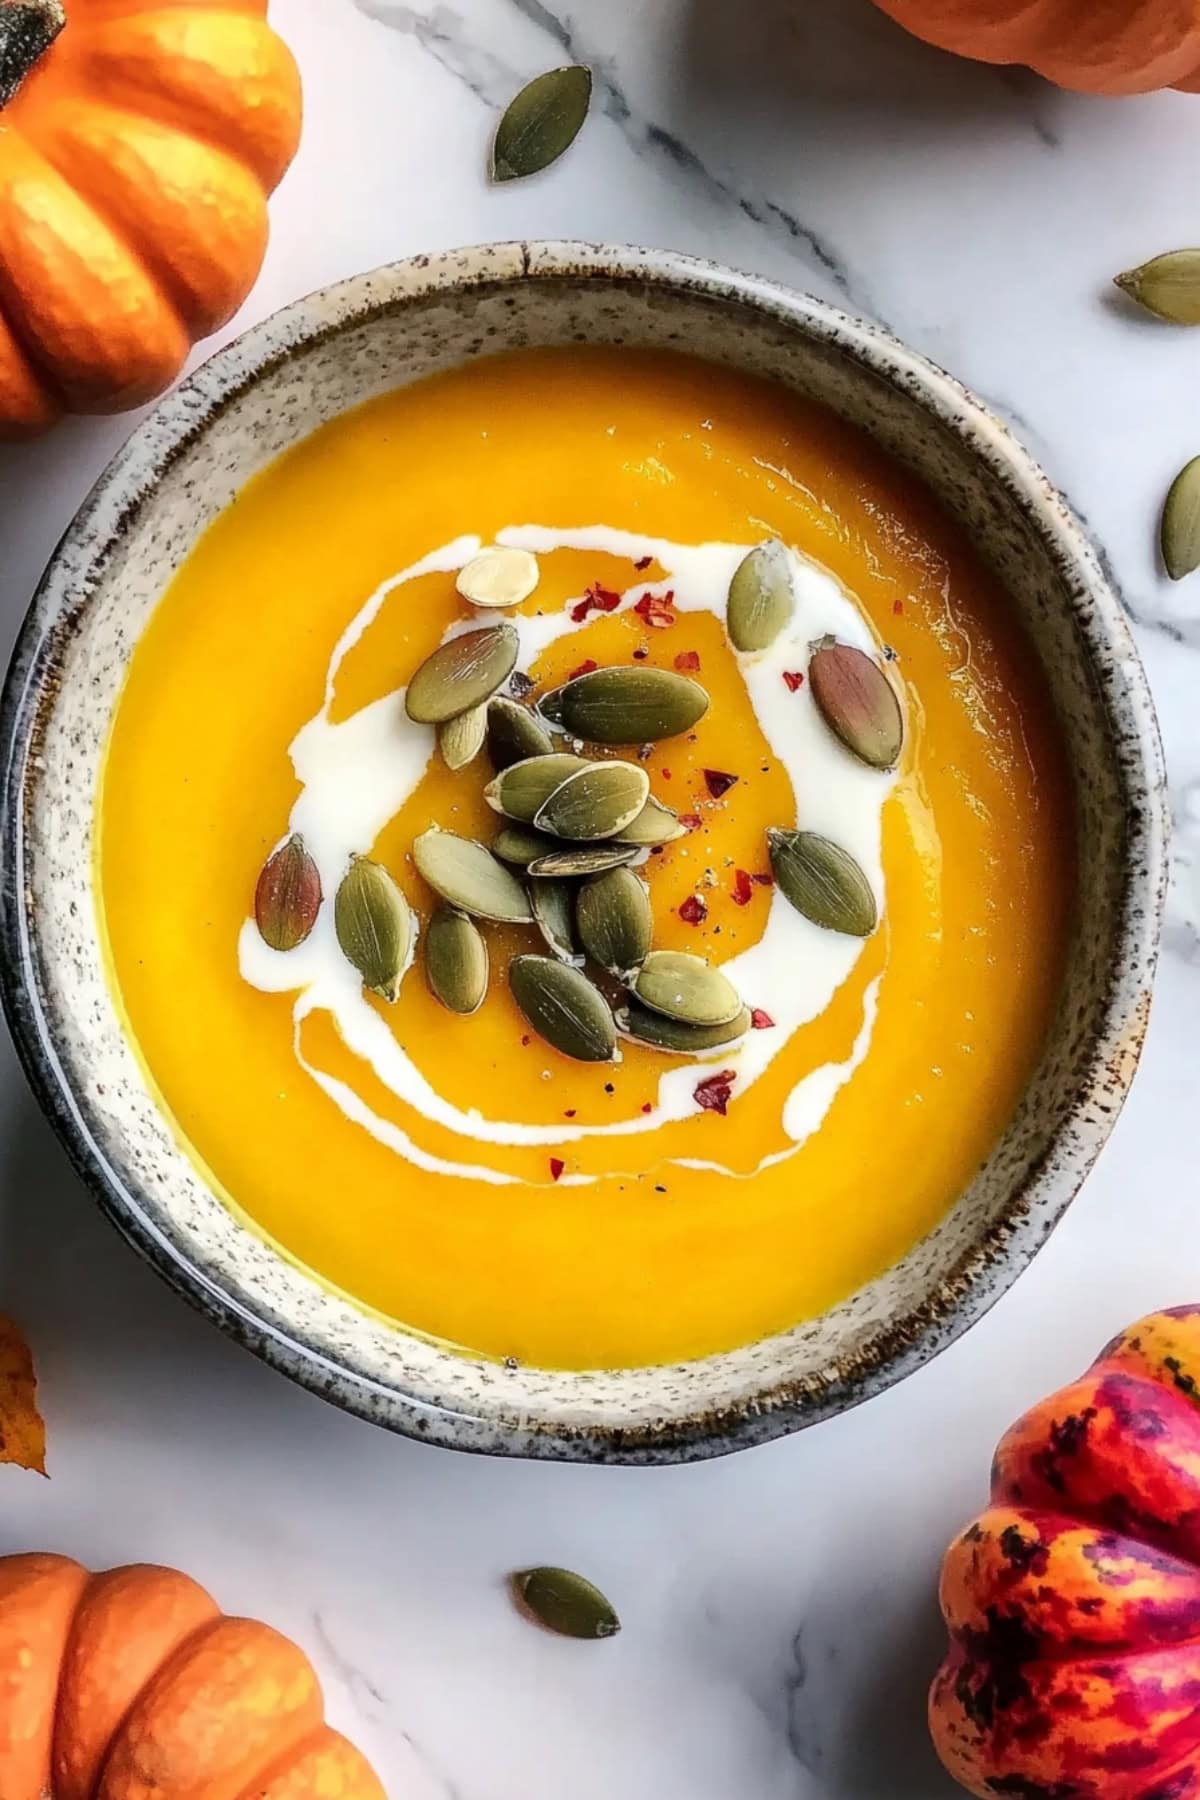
[99,347,1074,1370]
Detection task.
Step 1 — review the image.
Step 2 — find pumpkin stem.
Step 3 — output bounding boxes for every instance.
[0,0,65,108]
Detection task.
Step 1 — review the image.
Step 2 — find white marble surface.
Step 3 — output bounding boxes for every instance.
[1,2,1199,1794]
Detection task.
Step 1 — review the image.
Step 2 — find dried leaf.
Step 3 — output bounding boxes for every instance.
[0,1315,47,1475]
[492,65,592,183]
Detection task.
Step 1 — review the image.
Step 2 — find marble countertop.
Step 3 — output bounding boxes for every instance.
[2,2,1199,1794]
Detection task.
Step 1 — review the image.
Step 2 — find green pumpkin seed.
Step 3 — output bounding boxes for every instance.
[492,66,592,183]
[487,696,554,770]
[535,760,650,840]
[1114,250,1200,325]
[492,824,559,866]
[457,547,540,608]
[334,857,412,1001]
[438,703,488,771]
[617,795,686,846]
[530,879,581,964]
[616,1001,751,1054]
[634,950,742,1027]
[425,906,489,1014]
[509,956,616,1062]
[254,834,321,952]
[768,828,877,937]
[509,1566,620,1639]
[413,829,533,922]
[405,624,519,724]
[553,666,709,744]
[485,752,589,823]
[1162,456,1200,581]
[727,539,795,652]
[575,868,651,976]
[527,844,639,878]
[808,639,903,771]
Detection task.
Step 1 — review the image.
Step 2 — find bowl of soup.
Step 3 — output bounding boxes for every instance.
[0,243,1167,1461]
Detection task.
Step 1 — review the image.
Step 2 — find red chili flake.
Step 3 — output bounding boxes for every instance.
[564,1108,577,1118]
[549,1158,565,1182]
[660,768,672,780]
[567,657,598,681]
[751,871,773,887]
[782,670,805,693]
[634,589,676,629]
[679,894,708,925]
[893,599,904,616]
[632,646,649,660]
[641,1101,652,1114]
[731,869,754,906]
[750,1009,776,1030]
[674,649,701,673]
[634,554,653,571]
[521,1034,531,1046]
[570,582,622,624]
[703,768,738,800]
[679,813,702,832]
[693,1069,737,1116]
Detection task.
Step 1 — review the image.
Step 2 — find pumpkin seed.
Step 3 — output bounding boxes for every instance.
[485,752,589,823]
[492,66,592,184]
[334,856,413,1001]
[405,623,519,724]
[487,696,554,770]
[1161,456,1200,581]
[617,795,685,846]
[413,829,533,922]
[575,868,652,976]
[768,828,877,937]
[425,906,489,1014]
[509,956,616,1062]
[438,703,488,770]
[530,879,582,964]
[552,666,709,744]
[509,1566,620,1639]
[617,1000,751,1054]
[634,950,742,1027]
[808,638,903,771]
[457,547,540,609]
[492,824,559,866]
[1114,250,1200,325]
[538,686,566,726]
[254,834,321,952]
[535,760,650,841]
[727,539,795,652]
[527,844,639,878]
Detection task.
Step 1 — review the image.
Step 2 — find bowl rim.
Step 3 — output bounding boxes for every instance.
[0,240,1169,1462]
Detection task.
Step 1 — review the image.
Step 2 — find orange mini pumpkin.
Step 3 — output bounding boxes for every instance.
[0,0,301,437]
[0,1553,386,1799]
[872,0,1200,96]
[932,1307,1200,1799]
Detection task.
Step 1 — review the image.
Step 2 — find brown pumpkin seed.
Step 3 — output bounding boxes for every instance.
[438,703,488,770]
[1114,250,1200,325]
[534,760,650,841]
[487,696,554,770]
[552,666,709,744]
[575,868,651,976]
[334,857,412,1001]
[727,539,795,652]
[492,824,559,866]
[1162,456,1200,581]
[616,1000,751,1054]
[617,795,686,846]
[485,752,589,823]
[425,906,489,1014]
[527,844,639,878]
[456,547,540,609]
[405,623,519,724]
[768,827,877,937]
[509,1566,620,1639]
[254,834,321,952]
[634,950,742,1027]
[808,638,903,771]
[413,829,533,922]
[492,66,592,184]
[509,956,616,1062]
[530,879,582,964]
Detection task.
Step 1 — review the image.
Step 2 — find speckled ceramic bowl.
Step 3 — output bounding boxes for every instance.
[0,243,1168,1462]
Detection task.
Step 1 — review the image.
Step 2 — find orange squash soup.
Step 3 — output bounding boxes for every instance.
[98,347,1074,1371]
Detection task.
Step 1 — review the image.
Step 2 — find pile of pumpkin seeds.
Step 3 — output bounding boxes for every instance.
[254,542,904,1069]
